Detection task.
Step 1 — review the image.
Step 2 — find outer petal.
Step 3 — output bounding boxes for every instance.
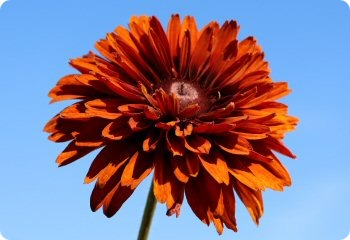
[121,151,154,189]
[234,180,264,224]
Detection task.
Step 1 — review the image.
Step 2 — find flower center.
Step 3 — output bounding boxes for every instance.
[170,82,199,105]
[164,80,208,115]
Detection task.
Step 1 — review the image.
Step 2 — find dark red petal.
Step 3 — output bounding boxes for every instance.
[171,156,190,183]
[121,151,154,189]
[143,128,162,152]
[102,185,134,218]
[102,119,133,140]
[166,130,185,156]
[56,141,99,166]
[85,140,138,184]
[185,151,200,177]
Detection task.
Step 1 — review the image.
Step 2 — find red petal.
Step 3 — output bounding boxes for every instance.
[121,151,154,189]
[198,150,230,185]
[102,119,132,140]
[56,141,99,166]
[166,130,185,156]
[85,99,123,119]
[234,180,264,225]
[184,135,211,154]
[143,128,162,152]
[194,122,235,134]
[85,140,138,184]
[214,132,251,155]
[185,151,200,177]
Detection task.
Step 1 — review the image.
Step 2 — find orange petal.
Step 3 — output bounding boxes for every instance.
[167,14,181,69]
[214,133,251,155]
[185,135,211,154]
[189,25,214,80]
[198,151,230,185]
[49,74,112,103]
[59,102,90,120]
[263,135,296,158]
[85,99,123,119]
[153,150,172,204]
[234,180,264,225]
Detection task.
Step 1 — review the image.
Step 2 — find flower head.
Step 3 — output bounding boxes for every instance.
[45,14,298,234]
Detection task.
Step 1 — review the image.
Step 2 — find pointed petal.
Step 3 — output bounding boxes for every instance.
[121,151,154,189]
[185,135,211,154]
[234,180,264,224]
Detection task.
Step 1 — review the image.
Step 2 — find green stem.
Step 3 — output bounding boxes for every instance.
[137,179,157,240]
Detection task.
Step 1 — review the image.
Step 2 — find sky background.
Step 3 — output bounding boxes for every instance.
[0,0,350,239]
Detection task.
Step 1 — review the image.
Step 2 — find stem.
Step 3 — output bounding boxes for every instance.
[137,179,157,240]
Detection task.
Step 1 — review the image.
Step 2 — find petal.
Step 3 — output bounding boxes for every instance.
[166,130,185,156]
[90,166,125,211]
[185,151,200,177]
[178,30,191,78]
[128,117,152,132]
[155,88,179,116]
[118,104,147,117]
[171,156,190,183]
[167,14,181,70]
[153,150,184,208]
[85,98,123,119]
[102,184,134,217]
[234,180,264,224]
[175,124,193,138]
[185,176,210,225]
[102,118,132,140]
[198,150,230,185]
[143,128,162,152]
[185,135,211,154]
[56,141,99,166]
[194,122,235,134]
[214,132,252,155]
[144,105,161,120]
[198,102,235,121]
[189,25,214,80]
[263,135,296,158]
[220,185,238,232]
[49,74,114,103]
[59,102,90,120]
[85,140,138,184]
[153,150,172,204]
[121,151,154,189]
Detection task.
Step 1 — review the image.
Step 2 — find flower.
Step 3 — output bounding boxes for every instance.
[44,14,298,234]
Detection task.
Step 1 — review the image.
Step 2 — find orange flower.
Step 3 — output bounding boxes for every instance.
[45,14,298,234]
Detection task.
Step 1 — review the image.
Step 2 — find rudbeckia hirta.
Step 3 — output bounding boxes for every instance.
[45,14,298,234]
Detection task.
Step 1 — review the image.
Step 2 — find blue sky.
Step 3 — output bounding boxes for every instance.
[1,0,350,239]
